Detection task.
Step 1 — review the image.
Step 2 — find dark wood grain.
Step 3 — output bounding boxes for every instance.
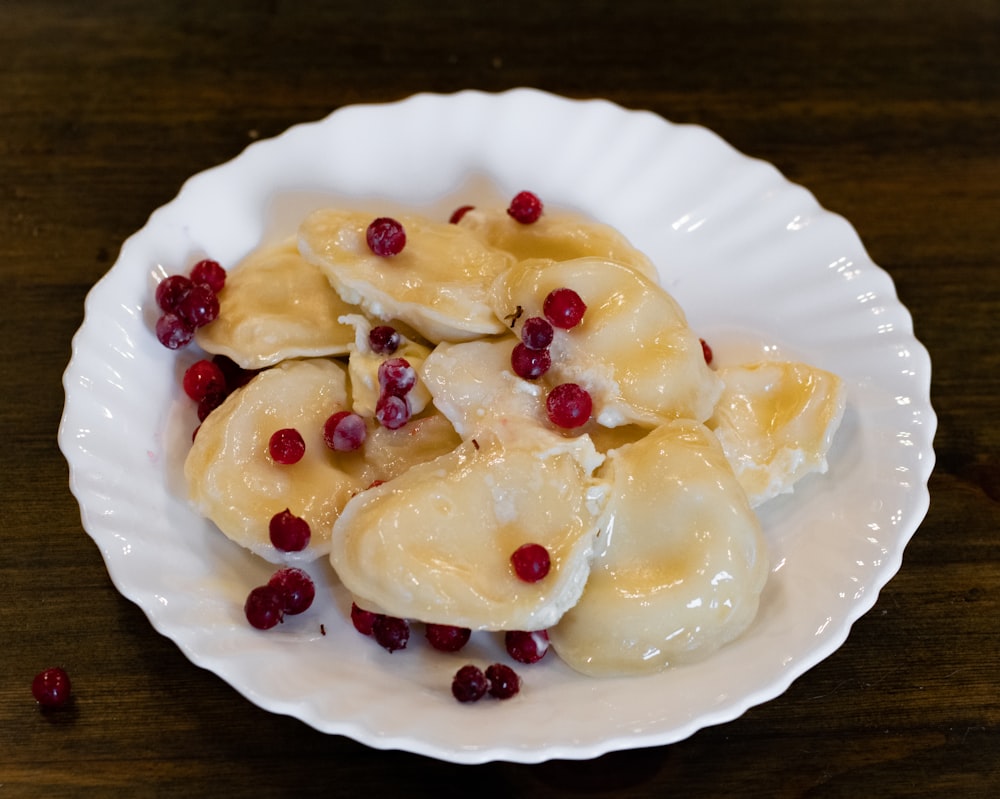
[2,0,998,796]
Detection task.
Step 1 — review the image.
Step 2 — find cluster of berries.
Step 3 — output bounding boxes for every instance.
[154,259,226,350]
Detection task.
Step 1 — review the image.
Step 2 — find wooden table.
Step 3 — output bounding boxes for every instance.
[3,1,997,795]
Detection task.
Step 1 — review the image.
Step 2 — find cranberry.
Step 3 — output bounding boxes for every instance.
[486,663,520,699]
[425,623,472,652]
[372,615,410,652]
[546,383,592,429]
[323,410,367,452]
[213,354,256,392]
[155,312,194,349]
[31,667,72,708]
[350,602,379,636]
[448,204,475,224]
[182,359,227,402]
[268,428,306,465]
[268,508,311,552]
[510,543,551,583]
[452,665,488,702]
[176,282,220,329]
[366,217,406,256]
[375,394,411,430]
[196,392,226,421]
[378,357,416,397]
[505,629,550,664]
[520,316,554,350]
[244,585,285,630]
[543,287,587,329]
[368,325,401,355]
[155,274,193,313]
[190,259,226,293]
[507,191,543,224]
[510,342,551,380]
[700,337,714,365]
[267,567,315,615]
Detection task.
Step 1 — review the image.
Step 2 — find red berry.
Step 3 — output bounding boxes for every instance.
[267,567,315,615]
[213,354,256,392]
[546,383,592,429]
[176,282,220,329]
[372,615,410,652]
[366,217,406,256]
[368,325,401,355]
[448,204,475,224]
[375,394,411,430]
[350,602,379,636]
[268,428,306,464]
[507,191,543,224]
[155,312,194,349]
[510,543,551,583]
[543,287,587,329]
[323,410,367,452]
[244,585,285,630]
[31,667,72,708]
[452,664,488,702]
[485,663,520,699]
[190,259,226,293]
[505,629,550,664]
[520,316,554,350]
[182,359,227,402]
[155,274,193,313]
[378,357,416,396]
[196,391,226,421]
[700,337,713,365]
[510,342,551,380]
[425,623,472,652]
[268,508,311,552]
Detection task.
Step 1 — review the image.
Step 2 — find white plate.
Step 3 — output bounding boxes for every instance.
[59,88,935,764]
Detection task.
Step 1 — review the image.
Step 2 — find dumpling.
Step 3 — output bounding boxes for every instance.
[489,256,723,428]
[194,239,358,369]
[298,208,515,343]
[330,430,607,631]
[548,420,768,676]
[706,361,847,507]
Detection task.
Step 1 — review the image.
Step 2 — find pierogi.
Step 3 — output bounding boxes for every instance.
[548,420,768,677]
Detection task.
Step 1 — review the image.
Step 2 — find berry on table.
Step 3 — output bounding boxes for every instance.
[510,543,551,583]
[366,217,406,256]
[31,667,72,708]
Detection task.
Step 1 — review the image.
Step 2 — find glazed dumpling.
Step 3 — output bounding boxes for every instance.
[297,208,515,343]
[706,361,847,507]
[194,239,358,369]
[489,257,722,428]
[549,420,768,677]
[330,430,608,631]
[184,358,363,563]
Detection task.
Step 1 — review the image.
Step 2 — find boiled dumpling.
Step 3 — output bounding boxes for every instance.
[548,420,768,677]
[298,208,515,343]
[489,257,722,428]
[194,239,358,369]
[706,361,847,507]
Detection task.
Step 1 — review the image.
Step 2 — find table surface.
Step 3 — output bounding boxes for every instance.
[3,1,998,796]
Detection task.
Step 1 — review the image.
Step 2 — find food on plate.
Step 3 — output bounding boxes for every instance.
[167,191,845,684]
